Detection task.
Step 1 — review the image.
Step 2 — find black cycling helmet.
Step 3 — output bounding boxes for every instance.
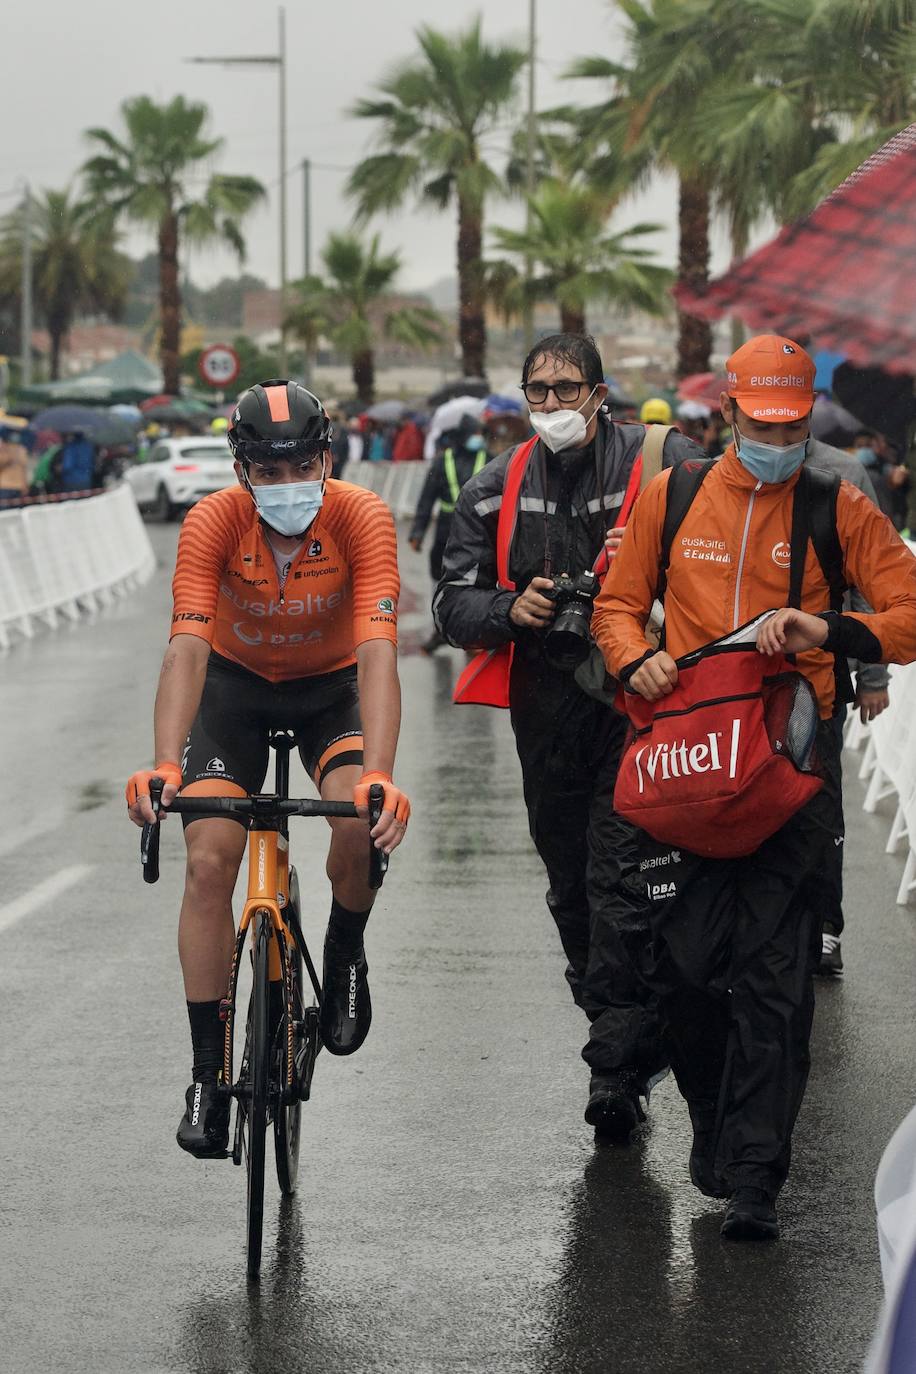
[228,378,332,463]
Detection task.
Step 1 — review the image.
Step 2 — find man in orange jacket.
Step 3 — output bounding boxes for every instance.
[592,335,916,1241]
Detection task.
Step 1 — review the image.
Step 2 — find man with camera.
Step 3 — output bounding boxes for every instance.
[433,333,701,1138]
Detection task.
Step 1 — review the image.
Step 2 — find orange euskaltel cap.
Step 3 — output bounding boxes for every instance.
[725,334,816,422]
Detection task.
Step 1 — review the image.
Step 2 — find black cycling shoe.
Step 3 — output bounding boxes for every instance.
[176,1078,230,1158]
[319,938,371,1056]
[720,1187,780,1241]
[585,1072,646,1143]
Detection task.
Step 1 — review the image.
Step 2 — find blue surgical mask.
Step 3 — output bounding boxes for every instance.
[856,446,878,468]
[733,425,808,484]
[248,478,323,536]
[465,434,486,452]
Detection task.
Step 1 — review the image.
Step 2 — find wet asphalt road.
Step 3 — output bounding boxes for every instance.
[2,518,916,1374]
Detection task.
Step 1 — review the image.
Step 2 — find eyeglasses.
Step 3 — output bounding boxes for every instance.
[521,379,589,405]
[248,454,326,480]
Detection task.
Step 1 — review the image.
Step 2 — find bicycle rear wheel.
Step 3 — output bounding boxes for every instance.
[244,910,272,1279]
[276,868,305,1194]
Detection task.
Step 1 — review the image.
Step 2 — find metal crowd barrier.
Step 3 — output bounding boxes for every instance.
[0,483,155,651]
[340,460,428,519]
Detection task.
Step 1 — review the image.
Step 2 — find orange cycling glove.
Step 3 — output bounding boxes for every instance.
[126,760,183,809]
[353,771,411,824]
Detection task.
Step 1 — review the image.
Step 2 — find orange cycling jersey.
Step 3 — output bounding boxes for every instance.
[171,480,399,681]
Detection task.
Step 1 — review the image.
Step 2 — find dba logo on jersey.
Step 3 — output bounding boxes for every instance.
[771,541,791,569]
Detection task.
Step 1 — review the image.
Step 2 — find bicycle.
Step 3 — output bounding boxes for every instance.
[140,731,387,1279]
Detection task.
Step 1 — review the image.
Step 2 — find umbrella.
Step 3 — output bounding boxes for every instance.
[139,394,213,416]
[140,404,211,427]
[365,400,408,423]
[809,393,865,447]
[603,376,637,409]
[424,396,487,459]
[833,363,916,458]
[109,403,143,426]
[427,377,489,407]
[677,399,713,421]
[482,394,523,417]
[677,372,729,411]
[28,405,137,447]
[813,350,846,392]
[676,124,916,375]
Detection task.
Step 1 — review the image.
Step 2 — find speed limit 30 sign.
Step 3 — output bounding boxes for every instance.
[198,344,241,388]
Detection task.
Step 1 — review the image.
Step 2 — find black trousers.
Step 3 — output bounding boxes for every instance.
[814,706,847,935]
[510,659,663,1084]
[640,722,842,1197]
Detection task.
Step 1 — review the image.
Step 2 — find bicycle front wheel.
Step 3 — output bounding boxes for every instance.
[275,932,303,1195]
[245,910,272,1279]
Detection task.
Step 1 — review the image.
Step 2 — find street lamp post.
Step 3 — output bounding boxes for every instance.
[187,4,289,373]
[523,0,537,352]
[301,157,313,389]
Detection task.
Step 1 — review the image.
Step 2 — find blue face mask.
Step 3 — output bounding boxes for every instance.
[249,478,323,536]
[465,434,486,453]
[734,425,809,484]
[856,446,878,468]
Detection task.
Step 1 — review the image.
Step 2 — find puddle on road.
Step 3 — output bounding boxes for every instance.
[78,780,114,811]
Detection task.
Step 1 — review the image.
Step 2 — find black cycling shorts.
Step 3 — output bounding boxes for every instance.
[181,652,363,826]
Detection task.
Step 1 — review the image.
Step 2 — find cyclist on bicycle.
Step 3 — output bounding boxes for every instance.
[126,380,410,1157]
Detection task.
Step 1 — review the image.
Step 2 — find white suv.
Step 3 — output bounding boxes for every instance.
[126,436,236,520]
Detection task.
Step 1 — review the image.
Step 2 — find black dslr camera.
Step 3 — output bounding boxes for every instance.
[543,570,599,670]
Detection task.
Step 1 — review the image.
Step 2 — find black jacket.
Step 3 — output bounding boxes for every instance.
[433,415,701,652]
[409,447,489,546]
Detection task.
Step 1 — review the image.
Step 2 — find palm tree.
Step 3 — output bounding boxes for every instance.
[490,180,672,334]
[0,188,130,379]
[779,0,916,215]
[82,95,265,393]
[569,0,748,375]
[347,17,527,379]
[285,232,443,405]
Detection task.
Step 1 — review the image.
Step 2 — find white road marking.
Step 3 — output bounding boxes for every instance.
[0,864,94,935]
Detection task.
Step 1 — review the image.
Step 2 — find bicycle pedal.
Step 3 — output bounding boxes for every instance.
[218,998,232,1022]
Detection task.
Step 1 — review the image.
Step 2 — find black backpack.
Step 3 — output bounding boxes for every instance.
[659,460,853,703]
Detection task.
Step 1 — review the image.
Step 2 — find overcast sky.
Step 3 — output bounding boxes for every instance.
[3,0,740,293]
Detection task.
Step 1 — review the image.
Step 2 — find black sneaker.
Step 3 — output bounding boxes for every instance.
[720,1187,779,1241]
[817,928,844,977]
[176,1078,230,1158]
[319,938,372,1056]
[584,1072,646,1143]
[688,1102,727,1199]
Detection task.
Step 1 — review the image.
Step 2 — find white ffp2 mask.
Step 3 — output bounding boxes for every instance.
[529,387,599,453]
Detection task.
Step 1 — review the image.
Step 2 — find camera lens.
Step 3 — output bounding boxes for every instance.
[545,601,592,669]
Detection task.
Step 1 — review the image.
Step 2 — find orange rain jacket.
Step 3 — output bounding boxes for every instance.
[592,445,916,717]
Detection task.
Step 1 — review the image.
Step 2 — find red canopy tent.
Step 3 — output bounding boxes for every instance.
[676,126,916,375]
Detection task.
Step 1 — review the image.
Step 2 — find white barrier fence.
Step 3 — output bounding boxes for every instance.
[340,460,428,519]
[0,484,156,651]
[845,656,916,906]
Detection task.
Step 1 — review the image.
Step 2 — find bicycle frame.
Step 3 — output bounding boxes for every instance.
[222,733,321,1099]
